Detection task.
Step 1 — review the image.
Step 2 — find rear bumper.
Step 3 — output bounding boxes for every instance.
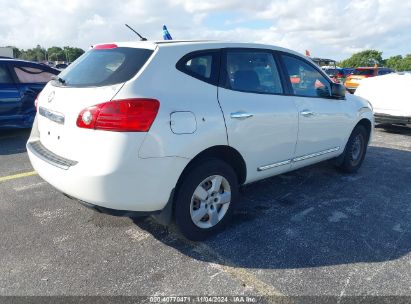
[375,113,411,125]
[71,195,161,217]
[27,139,189,212]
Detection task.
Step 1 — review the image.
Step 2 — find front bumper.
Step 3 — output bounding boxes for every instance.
[375,113,411,125]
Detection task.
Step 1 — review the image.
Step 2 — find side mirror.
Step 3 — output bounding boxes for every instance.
[331,83,346,99]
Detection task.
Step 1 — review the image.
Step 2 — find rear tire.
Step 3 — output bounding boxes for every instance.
[174,159,239,241]
[337,125,368,173]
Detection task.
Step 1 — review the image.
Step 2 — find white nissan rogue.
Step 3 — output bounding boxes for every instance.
[27,41,373,240]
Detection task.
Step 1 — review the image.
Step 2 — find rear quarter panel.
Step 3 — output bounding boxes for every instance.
[114,45,228,160]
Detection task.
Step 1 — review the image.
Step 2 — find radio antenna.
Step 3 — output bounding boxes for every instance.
[125,24,147,41]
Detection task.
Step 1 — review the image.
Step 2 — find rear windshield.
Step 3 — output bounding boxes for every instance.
[353,69,374,76]
[55,47,153,87]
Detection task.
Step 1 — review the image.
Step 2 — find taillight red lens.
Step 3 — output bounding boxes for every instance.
[35,91,42,112]
[76,99,160,132]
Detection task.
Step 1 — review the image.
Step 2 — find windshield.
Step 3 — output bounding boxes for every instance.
[56,47,153,87]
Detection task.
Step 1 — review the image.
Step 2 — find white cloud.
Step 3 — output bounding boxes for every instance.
[0,0,410,60]
[81,14,106,28]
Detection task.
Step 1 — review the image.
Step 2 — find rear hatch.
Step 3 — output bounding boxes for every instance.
[35,44,155,161]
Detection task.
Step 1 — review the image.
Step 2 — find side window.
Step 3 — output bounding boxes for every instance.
[176,51,219,85]
[224,51,283,94]
[0,65,13,84]
[14,66,55,84]
[282,55,331,98]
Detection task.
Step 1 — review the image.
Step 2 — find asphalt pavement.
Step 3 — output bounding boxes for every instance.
[0,126,410,298]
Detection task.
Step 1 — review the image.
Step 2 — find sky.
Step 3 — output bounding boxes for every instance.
[0,0,410,60]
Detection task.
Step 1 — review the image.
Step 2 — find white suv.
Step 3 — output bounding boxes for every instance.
[27,41,373,240]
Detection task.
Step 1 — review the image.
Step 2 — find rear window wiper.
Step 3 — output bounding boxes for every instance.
[51,76,66,85]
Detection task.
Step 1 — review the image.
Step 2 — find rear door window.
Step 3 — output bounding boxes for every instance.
[57,47,153,87]
[223,50,283,94]
[14,66,56,83]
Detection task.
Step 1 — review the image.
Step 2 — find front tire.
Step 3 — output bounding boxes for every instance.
[337,125,368,173]
[174,159,239,241]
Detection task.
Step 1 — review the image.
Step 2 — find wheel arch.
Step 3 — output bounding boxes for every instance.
[356,118,372,143]
[153,145,246,226]
[335,117,372,167]
[177,145,247,187]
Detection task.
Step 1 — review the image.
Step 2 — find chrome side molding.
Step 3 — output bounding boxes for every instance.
[293,147,340,162]
[258,147,340,171]
[257,160,292,171]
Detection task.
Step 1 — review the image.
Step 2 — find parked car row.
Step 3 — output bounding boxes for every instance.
[345,67,394,93]
[321,66,394,94]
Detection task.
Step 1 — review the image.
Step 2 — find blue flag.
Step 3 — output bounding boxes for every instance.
[163,25,173,40]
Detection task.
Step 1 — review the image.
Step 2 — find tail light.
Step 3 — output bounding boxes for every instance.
[76,99,160,132]
[35,92,42,112]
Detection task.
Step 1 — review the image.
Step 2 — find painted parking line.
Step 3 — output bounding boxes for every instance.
[13,181,46,191]
[0,171,38,183]
[124,224,287,297]
[193,242,286,297]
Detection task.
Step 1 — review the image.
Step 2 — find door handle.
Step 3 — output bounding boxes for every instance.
[300,110,314,117]
[230,112,254,119]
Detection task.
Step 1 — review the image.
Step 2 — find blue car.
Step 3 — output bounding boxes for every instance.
[0,58,59,128]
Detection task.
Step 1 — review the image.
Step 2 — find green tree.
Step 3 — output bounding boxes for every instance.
[63,46,84,63]
[339,50,383,68]
[384,54,411,71]
[20,45,47,61]
[16,45,85,63]
[385,55,403,71]
[400,54,411,71]
[47,46,66,61]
